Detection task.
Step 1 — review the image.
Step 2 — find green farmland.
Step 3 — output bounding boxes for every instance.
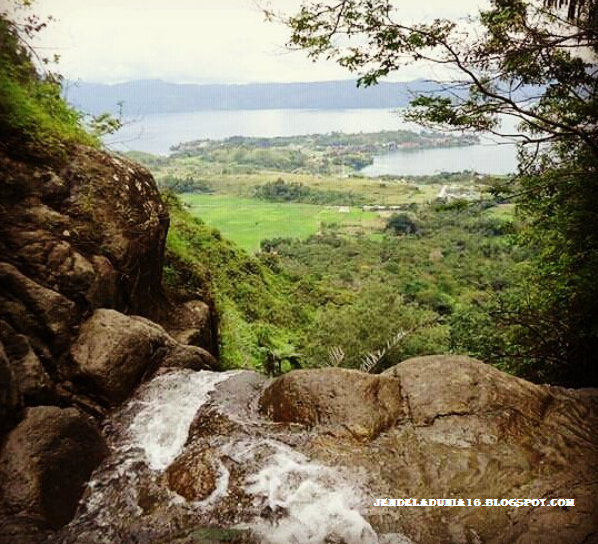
[181,194,383,253]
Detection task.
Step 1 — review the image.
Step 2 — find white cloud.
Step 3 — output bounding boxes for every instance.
[26,0,487,84]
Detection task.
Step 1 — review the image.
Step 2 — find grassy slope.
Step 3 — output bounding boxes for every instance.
[164,196,311,370]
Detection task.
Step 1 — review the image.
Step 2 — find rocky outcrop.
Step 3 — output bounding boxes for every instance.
[0,146,168,316]
[0,145,169,425]
[0,406,108,544]
[70,309,217,405]
[0,143,219,422]
[264,357,597,544]
[0,143,220,536]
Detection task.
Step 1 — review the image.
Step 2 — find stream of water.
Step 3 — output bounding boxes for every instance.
[52,369,406,544]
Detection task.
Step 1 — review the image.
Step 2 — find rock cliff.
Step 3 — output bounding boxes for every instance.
[0,144,218,541]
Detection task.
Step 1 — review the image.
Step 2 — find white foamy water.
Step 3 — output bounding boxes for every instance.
[127,369,234,470]
[57,370,414,544]
[223,438,379,544]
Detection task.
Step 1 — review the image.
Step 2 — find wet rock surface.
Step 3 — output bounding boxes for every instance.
[48,360,598,544]
[301,356,598,544]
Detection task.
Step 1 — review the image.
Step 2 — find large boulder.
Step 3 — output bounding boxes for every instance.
[258,357,598,544]
[0,406,108,542]
[259,368,406,438]
[70,309,170,405]
[70,309,218,405]
[382,354,553,427]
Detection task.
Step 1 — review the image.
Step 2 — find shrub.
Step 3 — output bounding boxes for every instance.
[385,213,420,235]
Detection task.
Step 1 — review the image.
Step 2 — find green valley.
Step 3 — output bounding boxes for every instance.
[131,131,523,377]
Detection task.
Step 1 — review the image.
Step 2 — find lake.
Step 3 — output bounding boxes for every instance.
[106,108,519,175]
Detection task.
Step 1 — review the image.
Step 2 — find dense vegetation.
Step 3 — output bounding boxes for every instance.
[161,183,523,375]
[281,0,598,387]
[253,177,367,205]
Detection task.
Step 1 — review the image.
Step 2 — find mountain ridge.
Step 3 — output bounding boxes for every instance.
[64,79,446,116]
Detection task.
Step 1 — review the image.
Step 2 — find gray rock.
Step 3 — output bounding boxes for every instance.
[161,299,218,357]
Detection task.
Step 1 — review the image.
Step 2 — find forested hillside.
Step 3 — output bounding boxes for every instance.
[278,0,598,387]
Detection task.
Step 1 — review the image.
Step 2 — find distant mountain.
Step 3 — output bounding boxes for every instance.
[63,79,448,116]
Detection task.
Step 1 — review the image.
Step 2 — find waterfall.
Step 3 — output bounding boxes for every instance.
[52,369,410,544]
[127,370,233,471]
[237,439,378,544]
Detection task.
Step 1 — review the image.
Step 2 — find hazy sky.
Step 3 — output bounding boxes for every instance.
[22,0,488,84]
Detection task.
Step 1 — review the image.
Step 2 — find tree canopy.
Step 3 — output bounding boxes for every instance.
[276,0,598,386]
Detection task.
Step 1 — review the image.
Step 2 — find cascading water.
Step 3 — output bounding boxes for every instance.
[237,439,378,544]
[128,370,233,471]
[51,369,409,544]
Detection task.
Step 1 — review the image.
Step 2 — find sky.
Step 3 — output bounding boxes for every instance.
[14,0,489,85]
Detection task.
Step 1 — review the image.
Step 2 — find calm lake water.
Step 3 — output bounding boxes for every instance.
[106,108,519,175]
